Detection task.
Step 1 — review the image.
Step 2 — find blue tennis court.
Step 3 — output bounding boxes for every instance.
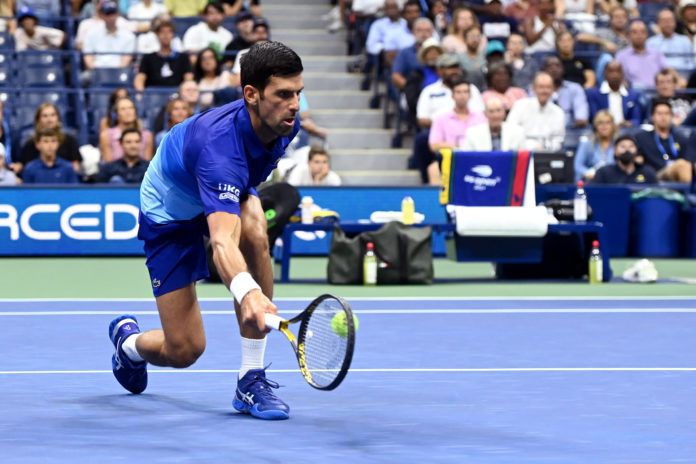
[1,297,695,463]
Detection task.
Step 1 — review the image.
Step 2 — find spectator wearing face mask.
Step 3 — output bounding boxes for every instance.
[591,134,658,184]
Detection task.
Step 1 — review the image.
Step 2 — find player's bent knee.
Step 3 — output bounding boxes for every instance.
[167,340,206,368]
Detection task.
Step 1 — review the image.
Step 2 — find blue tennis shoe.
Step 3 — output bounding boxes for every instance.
[233,367,290,420]
[109,315,148,394]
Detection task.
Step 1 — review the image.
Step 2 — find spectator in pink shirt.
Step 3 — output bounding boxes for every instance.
[428,76,488,185]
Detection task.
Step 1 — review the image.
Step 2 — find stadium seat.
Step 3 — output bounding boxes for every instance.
[17,66,65,87]
[90,67,135,88]
[0,33,13,50]
[0,53,11,86]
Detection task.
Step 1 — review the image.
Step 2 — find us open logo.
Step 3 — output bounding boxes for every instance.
[463,165,502,191]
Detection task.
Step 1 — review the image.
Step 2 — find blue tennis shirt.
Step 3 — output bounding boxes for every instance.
[141,99,299,223]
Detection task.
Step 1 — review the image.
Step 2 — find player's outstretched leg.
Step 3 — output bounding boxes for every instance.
[233,367,290,420]
[109,315,148,394]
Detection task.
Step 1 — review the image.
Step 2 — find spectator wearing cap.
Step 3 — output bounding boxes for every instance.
[164,0,208,18]
[13,6,65,51]
[136,12,184,54]
[677,0,696,42]
[555,31,595,89]
[229,19,270,87]
[391,17,436,92]
[75,0,136,51]
[506,72,566,150]
[456,25,486,91]
[484,39,505,66]
[134,20,193,90]
[541,55,589,128]
[647,9,695,74]
[477,0,519,46]
[128,0,168,33]
[635,98,694,183]
[590,135,658,185]
[586,60,642,127]
[225,11,256,54]
[183,2,234,59]
[82,1,136,70]
[505,32,539,90]
[616,20,668,90]
[482,61,527,112]
[462,96,526,151]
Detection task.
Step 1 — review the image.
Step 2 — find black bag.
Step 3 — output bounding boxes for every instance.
[327,221,433,285]
[206,182,300,282]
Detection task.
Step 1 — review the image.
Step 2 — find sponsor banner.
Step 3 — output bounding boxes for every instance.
[0,187,142,255]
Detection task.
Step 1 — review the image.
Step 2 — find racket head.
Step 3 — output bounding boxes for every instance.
[295,294,355,390]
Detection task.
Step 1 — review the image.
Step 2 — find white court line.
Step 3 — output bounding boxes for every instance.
[1,296,695,303]
[1,308,696,316]
[1,367,695,375]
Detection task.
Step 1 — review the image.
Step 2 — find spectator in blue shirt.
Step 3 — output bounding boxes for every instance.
[574,110,617,182]
[391,17,436,92]
[646,9,695,73]
[97,128,150,184]
[542,55,590,128]
[22,128,79,184]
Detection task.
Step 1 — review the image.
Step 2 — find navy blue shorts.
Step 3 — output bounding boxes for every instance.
[138,212,210,297]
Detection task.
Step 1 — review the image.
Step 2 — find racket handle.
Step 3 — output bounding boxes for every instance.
[264,313,284,330]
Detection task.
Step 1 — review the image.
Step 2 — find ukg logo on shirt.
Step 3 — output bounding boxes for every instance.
[218,183,240,202]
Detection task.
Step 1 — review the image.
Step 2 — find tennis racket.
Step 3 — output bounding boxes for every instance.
[265,294,355,390]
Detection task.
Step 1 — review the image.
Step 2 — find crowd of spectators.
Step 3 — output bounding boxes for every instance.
[337,0,696,186]
[0,0,334,186]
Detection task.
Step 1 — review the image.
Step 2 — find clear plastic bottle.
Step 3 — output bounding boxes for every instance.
[588,240,603,284]
[301,196,314,224]
[363,242,377,285]
[401,196,415,225]
[573,180,587,223]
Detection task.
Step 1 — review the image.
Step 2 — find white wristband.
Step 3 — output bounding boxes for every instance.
[229,272,261,304]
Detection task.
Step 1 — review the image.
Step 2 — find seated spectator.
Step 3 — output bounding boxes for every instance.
[182,2,233,59]
[153,80,202,133]
[595,0,639,18]
[365,0,409,58]
[646,9,694,74]
[456,25,486,91]
[383,0,424,59]
[616,20,668,91]
[82,1,136,71]
[390,18,436,93]
[541,56,589,128]
[477,0,519,46]
[652,69,695,126]
[0,148,19,186]
[154,98,194,148]
[230,20,271,87]
[442,7,487,55]
[506,72,566,150]
[134,20,193,90]
[504,0,539,22]
[127,0,168,33]
[524,0,566,54]
[96,128,150,184]
[481,61,527,113]
[635,98,694,182]
[19,103,82,175]
[225,10,255,55]
[505,32,539,90]
[555,31,595,89]
[22,128,79,184]
[76,0,135,51]
[13,6,65,51]
[591,134,658,184]
[136,13,184,54]
[677,0,696,42]
[428,0,448,37]
[164,0,208,18]
[0,101,16,176]
[428,76,488,185]
[577,5,630,54]
[586,60,642,127]
[574,110,617,182]
[286,145,342,186]
[100,97,154,162]
[98,87,130,133]
[461,96,526,151]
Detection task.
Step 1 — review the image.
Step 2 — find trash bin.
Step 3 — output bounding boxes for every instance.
[630,197,682,257]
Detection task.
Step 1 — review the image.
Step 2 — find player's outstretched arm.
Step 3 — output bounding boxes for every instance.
[207,211,277,335]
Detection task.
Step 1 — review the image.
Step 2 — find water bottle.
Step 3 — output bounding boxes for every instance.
[588,240,603,284]
[401,196,415,225]
[363,242,377,286]
[573,180,587,223]
[301,196,313,224]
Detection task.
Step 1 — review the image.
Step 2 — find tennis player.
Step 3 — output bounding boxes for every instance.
[108,41,303,420]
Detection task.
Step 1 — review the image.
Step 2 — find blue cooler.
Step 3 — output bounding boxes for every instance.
[630,198,682,257]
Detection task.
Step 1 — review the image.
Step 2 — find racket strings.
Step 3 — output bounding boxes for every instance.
[303,300,349,387]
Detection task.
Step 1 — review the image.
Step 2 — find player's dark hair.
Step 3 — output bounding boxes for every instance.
[120,128,142,144]
[240,41,303,94]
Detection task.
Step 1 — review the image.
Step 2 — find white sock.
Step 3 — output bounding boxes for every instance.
[239,336,266,379]
[121,334,145,363]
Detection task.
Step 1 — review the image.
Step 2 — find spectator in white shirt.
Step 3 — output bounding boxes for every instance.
[75,0,135,51]
[83,1,136,70]
[286,145,342,186]
[136,12,184,54]
[506,72,566,150]
[13,6,65,51]
[183,1,233,61]
[128,0,168,33]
